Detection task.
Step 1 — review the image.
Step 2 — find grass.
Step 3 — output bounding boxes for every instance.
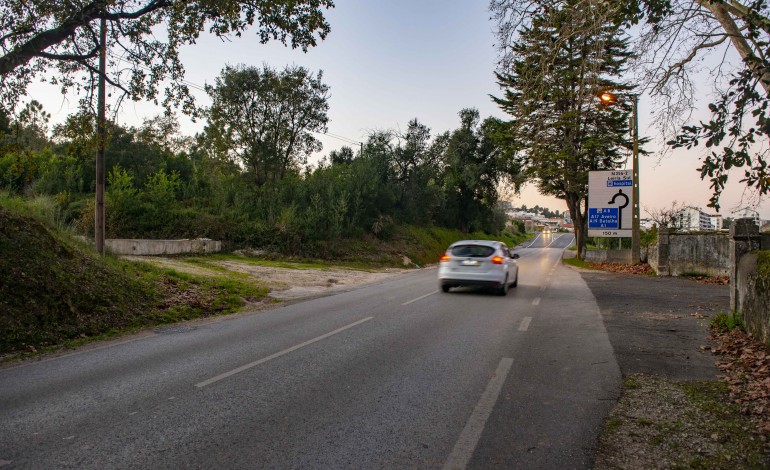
[198,253,378,272]
[677,380,768,468]
[710,311,746,333]
[0,199,270,359]
[597,375,769,469]
[681,271,713,278]
[563,257,599,270]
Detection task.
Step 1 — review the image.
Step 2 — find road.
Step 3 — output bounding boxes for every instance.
[0,233,622,469]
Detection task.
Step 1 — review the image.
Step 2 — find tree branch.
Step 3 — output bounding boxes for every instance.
[0,0,170,76]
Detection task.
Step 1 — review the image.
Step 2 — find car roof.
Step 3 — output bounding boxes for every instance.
[448,240,502,248]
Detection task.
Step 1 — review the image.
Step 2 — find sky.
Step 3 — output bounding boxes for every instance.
[28,0,769,219]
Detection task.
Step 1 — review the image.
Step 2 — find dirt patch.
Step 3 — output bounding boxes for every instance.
[217,261,404,300]
[123,256,407,302]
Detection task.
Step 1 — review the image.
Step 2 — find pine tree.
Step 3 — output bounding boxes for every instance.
[493,0,635,259]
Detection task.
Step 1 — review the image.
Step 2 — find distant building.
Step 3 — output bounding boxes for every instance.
[733,208,760,226]
[708,214,723,231]
[674,206,721,231]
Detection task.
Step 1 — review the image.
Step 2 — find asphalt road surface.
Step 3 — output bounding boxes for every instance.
[1,233,622,469]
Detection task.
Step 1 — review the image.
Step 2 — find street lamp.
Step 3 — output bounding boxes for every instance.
[597,90,641,264]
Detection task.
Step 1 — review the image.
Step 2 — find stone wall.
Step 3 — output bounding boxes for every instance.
[584,249,633,264]
[735,252,770,346]
[729,219,770,346]
[653,229,730,277]
[106,238,221,256]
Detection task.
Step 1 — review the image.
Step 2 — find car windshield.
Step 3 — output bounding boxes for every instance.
[450,245,495,258]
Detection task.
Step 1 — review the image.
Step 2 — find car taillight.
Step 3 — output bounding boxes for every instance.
[440,254,451,262]
[491,256,504,264]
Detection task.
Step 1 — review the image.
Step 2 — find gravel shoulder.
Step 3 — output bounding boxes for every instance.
[575,267,769,468]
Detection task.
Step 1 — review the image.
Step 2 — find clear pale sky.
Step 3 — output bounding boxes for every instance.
[29,0,768,219]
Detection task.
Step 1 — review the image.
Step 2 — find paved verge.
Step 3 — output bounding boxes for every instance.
[577,271,728,380]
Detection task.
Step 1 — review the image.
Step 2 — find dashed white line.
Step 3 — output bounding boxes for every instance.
[195,317,374,388]
[402,291,437,306]
[532,297,541,306]
[524,234,542,248]
[518,317,532,331]
[540,286,547,292]
[443,358,514,470]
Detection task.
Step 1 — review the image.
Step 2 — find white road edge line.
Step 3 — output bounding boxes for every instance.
[532,297,541,306]
[518,317,532,331]
[402,291,438,306]
[195,317,374,388]
[442,358,514,470]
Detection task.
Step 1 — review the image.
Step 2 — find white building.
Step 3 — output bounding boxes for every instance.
[708,214,723,231]
[674,206,721,231]
[733,208,760,226]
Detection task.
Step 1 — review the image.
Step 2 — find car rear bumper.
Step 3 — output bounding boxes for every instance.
[437,269,507,287]
[439,278,504,288]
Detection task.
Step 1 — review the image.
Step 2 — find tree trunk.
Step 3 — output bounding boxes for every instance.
[699,0,770,94]
[564,193,586,260]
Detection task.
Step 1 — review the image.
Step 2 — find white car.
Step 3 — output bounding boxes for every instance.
[438,240,520,296]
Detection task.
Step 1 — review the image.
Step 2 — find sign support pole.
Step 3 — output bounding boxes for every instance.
[631,94,640,264]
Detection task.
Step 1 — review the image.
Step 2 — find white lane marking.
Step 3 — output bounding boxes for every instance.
[402,290,438,306]
[196,317,373,388]
[540,285,546,292]
[532,297,541,306]
[546,235,561,248]
[443,358,514,470]
[518,317,532,331]
[524,234,542,248]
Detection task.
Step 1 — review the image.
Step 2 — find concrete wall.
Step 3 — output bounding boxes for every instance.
[106,239,221,256]
[584,249,632,264]
[654,229,730,277]
[735,253,770,346]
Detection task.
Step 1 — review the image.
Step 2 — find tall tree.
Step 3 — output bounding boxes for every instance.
[442,108,508,233]
[204,64,329,186]
[491,0,770,211]
[492,0,634,259]
[0,0,333,112]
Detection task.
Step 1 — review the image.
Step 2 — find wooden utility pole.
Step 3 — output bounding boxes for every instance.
[95,14,107,254]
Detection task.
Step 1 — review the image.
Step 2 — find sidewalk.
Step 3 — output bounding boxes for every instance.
[579,270,727,380]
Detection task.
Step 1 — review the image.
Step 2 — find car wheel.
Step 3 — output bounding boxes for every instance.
[512,272,518,288]
[498,276,509,296]
[441,284,450,293]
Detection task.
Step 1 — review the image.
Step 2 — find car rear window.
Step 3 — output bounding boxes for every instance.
[450,245,495,258]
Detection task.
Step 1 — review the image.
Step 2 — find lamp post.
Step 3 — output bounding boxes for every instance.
[598,91,641,264]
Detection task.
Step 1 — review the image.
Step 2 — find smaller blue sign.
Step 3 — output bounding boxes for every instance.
[606,179,632,187]
[588,208,619,229]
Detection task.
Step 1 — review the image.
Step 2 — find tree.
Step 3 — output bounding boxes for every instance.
[204,64,329,186]
[329,146,355,165]
[645,200,687,229]
[9,100,51,152]
[0,0,334,112]
[442,109,509,233]
[492,0,634,259]
[491,0,770,211]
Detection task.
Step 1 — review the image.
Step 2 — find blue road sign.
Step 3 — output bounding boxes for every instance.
[588,207,619,229]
